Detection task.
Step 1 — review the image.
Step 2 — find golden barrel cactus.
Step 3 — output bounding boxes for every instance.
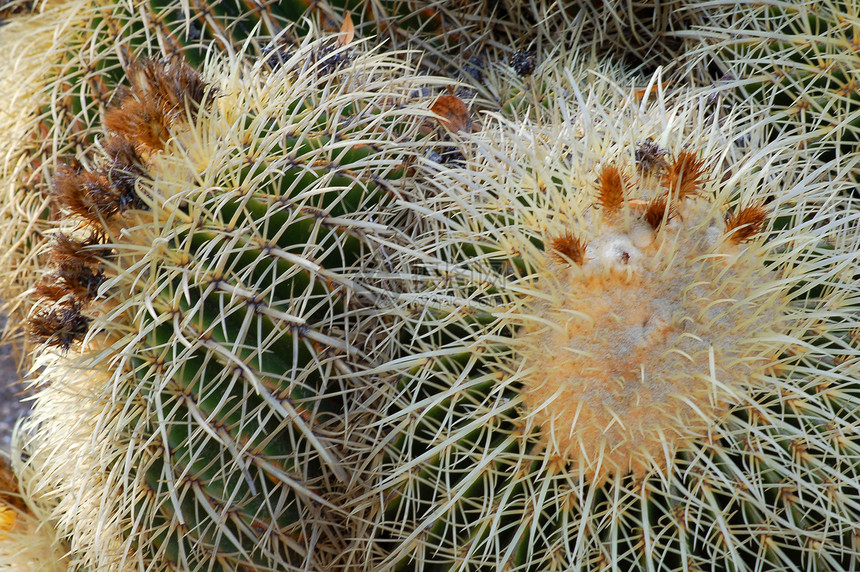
[347,52,860,571]
[11,28,450,570]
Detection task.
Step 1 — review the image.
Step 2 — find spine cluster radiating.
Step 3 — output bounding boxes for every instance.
[1,3,860,572]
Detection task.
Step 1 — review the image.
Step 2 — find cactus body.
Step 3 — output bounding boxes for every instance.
[0,0,502,341]
[14,29,449,570]
[697,1,860,183]
[348,54,860,571]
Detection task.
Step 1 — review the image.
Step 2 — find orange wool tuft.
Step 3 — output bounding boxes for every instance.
[663,151,708,199]
[548,233,587,266]
[597,164,625,211]
[725,203,769,243]
[643,196,674,229]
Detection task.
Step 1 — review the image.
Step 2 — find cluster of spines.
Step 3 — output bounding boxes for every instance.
[548,145,768,266]
[27,58,212,351]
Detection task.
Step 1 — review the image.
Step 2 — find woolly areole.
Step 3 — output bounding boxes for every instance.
[521,163,783,482]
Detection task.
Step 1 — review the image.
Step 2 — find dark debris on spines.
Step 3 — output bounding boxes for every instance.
[427,145,466,167]
[311,42,353,75]
[262,41,296,71]
[462,55,484,84]
[27,301,92,352]
[635,138,669,173]
[510,49,536,77]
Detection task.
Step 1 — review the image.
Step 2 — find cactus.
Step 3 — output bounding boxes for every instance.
[345,52,860,571]
[12,26,453,570]
[0,0,520,337]
[0,456,68,571]
[0,0,100,346]
[493,0,707,69]
[693,0,860,183]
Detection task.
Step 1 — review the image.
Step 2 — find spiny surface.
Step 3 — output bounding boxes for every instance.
[695,0,860,184]
[14,32,448,571]
[346,53,860,571]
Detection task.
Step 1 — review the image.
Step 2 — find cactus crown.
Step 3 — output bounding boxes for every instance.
[520,149,784,484]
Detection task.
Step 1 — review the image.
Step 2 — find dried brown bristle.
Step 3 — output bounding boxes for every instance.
[549,233,587,266]
[50,233,104,266]
[128,58,211,112]
[104,97,171,153]
[33,283,69,303]
[643,196,674,229]
[55,259,105,301]
[635,138,669,172]
[725,203,769,243]
[27,302,92,351]
[663,151,708,199]
[103,136,146,172]
[597,164,625,211]
[105,58,212,152]
[52,163,145,223]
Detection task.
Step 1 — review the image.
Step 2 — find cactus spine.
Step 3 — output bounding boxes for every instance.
[13,26,453,569]
[695,1,860,182]
[3,3,860,572]
[345,53,860,571]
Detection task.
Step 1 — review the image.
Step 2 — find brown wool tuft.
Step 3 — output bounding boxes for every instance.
[104,59,213,152]
[643,196,674,229]
[27,302,92,351]
[103,97,171,153]
[597,164,625,211]
[52,166,105,224]
[50,233,104,267]
[127,58,211,112]
[52,162,145,223]
[103,135,146,172]
[53,256,105,301]
[724,203,769,243]
[663,150,708,199]
[33,283,69,304]
[549,233,587,266]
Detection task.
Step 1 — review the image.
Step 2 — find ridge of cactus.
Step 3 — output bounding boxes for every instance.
[13,27,453,570]
[342,50,860,571]
[689,0,860,185]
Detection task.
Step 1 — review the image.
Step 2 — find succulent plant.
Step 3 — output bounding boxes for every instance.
[494,0,707,69]
[345,52,860,571]
[0,0,519,337]
[10,25,453,571]
[693,0,860,183]
[0,455,67,571]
